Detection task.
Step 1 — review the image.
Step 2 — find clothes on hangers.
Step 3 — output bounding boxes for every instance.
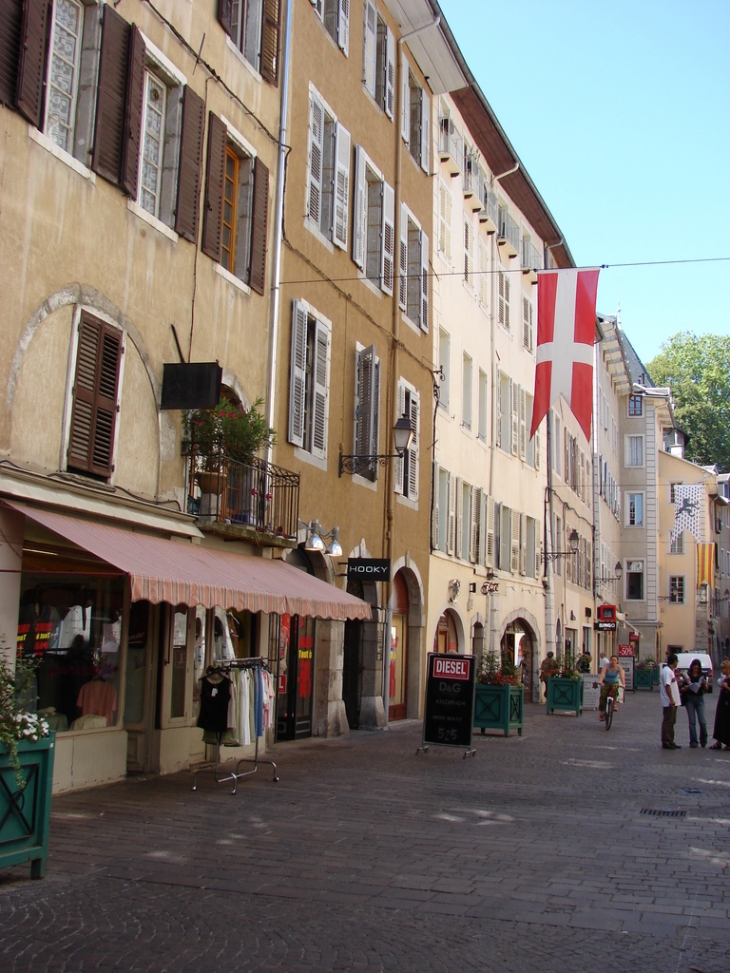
[197,673,233,733]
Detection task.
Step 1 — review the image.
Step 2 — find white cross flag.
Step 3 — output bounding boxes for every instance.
[671,484,704,543]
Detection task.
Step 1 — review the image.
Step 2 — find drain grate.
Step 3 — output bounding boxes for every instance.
[640,808,687,818]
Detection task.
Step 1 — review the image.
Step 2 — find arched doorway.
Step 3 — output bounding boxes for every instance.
[389,571,410,720]
[343,577,364,728]
[433,609,460,653]
[500,613,540,701]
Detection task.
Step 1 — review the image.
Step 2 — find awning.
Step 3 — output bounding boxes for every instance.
[7,502,371,621]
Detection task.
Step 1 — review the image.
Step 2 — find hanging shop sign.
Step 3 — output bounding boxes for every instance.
[346,558,391,579]
[480,581,500,594]
[421,653,476,752]
[594,620,617,632]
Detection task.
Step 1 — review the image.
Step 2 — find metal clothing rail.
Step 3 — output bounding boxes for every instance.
[190,657,279,795]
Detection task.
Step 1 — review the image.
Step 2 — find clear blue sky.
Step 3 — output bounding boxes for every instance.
[438,0,730,369]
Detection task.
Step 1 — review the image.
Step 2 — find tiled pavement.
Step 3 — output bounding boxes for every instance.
[2,689,730,972]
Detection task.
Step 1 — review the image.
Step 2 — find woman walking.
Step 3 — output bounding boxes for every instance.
[679,658,708,748]
[709,659,730,750]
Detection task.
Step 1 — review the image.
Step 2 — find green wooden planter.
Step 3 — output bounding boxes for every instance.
[474,683,524,737]
[0,732,56,879]
[546,677,584,716]
[635,667,655,690]
[653,666,660,686]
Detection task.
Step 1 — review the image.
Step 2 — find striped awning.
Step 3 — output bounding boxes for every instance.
[7,502,371,621]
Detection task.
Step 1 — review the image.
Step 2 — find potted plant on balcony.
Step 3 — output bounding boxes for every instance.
[473,650,524,737]
[0,656,55,878]
[546,651,584,716]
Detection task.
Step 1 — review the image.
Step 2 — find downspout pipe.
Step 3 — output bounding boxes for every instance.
[265,0,293,468]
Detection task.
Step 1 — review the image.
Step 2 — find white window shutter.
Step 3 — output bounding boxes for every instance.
[311,320,329,459]
[535,421,541,470]
[535,519,541,577]
[471,487,481,564]
[455,476,463,559]
[486,495,495,568]
[498,270,510,329]
[522,297,533,352]
[362,1,376,96]
[333,123,351,250]
[398,203,408,310]
[401,51,410,143]
[381,181,395,295]
[338,0,350,56]
[464,218,472,285]
[510,380,519,455]
[352,144,367,269]
[308,96,324,225]
[519,386,527,461]
[394,381,405,493]
[439,182,452,260]
[447,471,456,555]
[288,301,308,447]
[408,390,420,501]
[385,27,395,119]
[419,230,429,332]
[519,513,527,575]
[431,461,439,549]
[495,367,502,449]
[511,510,520,574]
[478,239,488,307]
[420,87,430,172]
[372,357,380,458]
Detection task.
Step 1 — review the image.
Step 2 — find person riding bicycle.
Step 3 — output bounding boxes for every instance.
[598,654,625,722]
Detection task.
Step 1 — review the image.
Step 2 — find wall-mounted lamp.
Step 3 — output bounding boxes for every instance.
[598,562,624,584]
[540,528,579,562]
[338,414,414,477]
[300,519,343,557]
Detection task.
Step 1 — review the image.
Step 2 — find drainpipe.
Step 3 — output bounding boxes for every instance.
[265,0,293,468]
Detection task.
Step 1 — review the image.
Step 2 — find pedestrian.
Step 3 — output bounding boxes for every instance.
[577,650,592,673]
[660,653,682,749]
[678,658,708,748]
[709,658,730,751]
[539,652,558,701]
[599,652,610,670]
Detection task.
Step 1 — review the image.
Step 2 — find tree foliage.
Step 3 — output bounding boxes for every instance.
[647,332,730,473]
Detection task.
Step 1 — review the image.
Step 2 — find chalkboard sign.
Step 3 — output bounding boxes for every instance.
[421,653,476,750]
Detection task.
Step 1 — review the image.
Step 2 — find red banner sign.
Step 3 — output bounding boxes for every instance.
[432,656,470,680]
[618,644,634,656]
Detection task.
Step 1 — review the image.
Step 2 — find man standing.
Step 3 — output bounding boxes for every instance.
[661,653,682,749]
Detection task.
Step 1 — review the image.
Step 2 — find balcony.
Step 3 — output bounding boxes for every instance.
[186,447,300,545]
[497,209,520,258]
[438,118,463,177]
[480,184,499,234]
[462,161,483,214]
[521,238,543,283]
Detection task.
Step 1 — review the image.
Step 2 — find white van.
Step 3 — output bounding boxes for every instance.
[673,653,714,692]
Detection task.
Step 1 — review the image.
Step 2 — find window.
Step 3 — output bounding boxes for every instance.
[67,312,123,480]
[44,0,85,154]
[401,53,430,171]
[498,270,510,330]
[552,413,562,476]
[624,561,644,600]
[625,434,644,467]
[522,297,534,352]
[627,493,644,527]
[477,368,488,442]
[670,530,684,554]
[307,89,350,249]
[353,344,380,481]
[438,328,450,409]
[399,205,429,331]
[218,0,281,82]
[438,182,452,260]
[288,301,331,459]
[462,353,472,429]
[352,146,394,293]
[463,217,474,287]
[524,392,537,468]
[457,480,472,560]
[313,0,349,55]
[496,370,510,451]
[435,465,450,553]
[362,1,394,117]
[138,69,169,219]
[478,239,489,308]
[394,379,419,501]
[525,516,538,579]
[628,394,643,417]
[670,576,685,604]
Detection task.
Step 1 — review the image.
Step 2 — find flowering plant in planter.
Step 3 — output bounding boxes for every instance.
[0,656,50,789]
[556,651,582,681]
[476,650,521,686]
[183,396,276,470]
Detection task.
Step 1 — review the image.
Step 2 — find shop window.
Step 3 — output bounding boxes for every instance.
[202,114,269,294]
[218,0,281,83]
[288,300,331,459]
[67,313,123,481]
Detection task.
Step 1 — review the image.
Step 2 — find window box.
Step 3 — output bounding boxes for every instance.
[473,683,524,737]
[0,733,56,879]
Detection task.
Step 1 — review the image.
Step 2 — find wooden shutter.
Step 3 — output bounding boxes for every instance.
[511,509,520,574]
[217,0,233,36]
[519,513,527,575]
[201,111,227,260]
[439,182,451,260]
[381,181,395,295]
[535,519,541,576]
[519,386,527,460]
[311,320,329,459]
[394,381,405,494]
[352,144,367,270]
[333,122,351,250]
[498,270,510,329]
[420,87,430,172]
[455,476,463,559]
[400,50,409,143]
[510,380,519,455]
[15,0,49,127]
[337,0,350,56]
[494,367,502,449]
[471,487,481,564]
[288,301,308,448]
[174,85,205,242]
[67,315,122,479]
[463,218,472,284]
[431,461,439,551]
[420,229,429,332]
[91,4,129,184]
[0,0,23,108]
[534,421,541,470]
[486,495,495,568]
[308,94,324,226]
[355,344,377,479]
[384,26,395,118]
[447,472,455,555]
[523,296,533,351]
[120,25,145,197]
[249,157,269,294]
[260,0,280,85]
[362,0,376,97]
[398,203,408,310]
[407,389,419,500]
[500,506,510,571]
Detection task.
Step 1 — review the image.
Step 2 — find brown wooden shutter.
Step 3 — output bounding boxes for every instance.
[260,0,280,86]
[201,111,226,261]
[217,0,233,36]
[91,5,130,184]
[0,0,23,108]
[120,25,145,197]
[174,85,205,242]
[67,315,122,480]
[248,157,269,295]
[15,0,49,127]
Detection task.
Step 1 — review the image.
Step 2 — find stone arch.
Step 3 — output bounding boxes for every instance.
[431,600,468,653]
[500,608,542,702]
[389,556,425,721]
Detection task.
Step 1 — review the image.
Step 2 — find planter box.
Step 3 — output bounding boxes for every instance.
[474,683,524,736]
[0,732,56,879]
[546,677,584,716]
[635,667,655,690]
[653,666,660,686]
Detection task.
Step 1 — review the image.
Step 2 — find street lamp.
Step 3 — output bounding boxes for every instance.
[338,414,415,477]
[598,562,624,584]
[540,528,580,563]
[301,520,343,557]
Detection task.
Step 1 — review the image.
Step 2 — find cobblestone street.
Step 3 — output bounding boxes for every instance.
[2,690,730,973]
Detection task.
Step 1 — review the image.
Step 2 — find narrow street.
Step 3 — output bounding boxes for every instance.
[2,690,730,973]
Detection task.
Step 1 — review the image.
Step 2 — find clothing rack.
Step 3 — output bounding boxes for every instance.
[191,657,279,795]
